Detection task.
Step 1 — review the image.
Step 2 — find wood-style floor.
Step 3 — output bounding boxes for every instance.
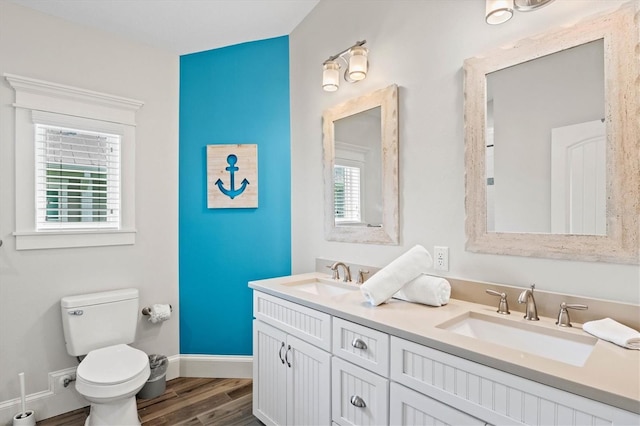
[37,377,262,426]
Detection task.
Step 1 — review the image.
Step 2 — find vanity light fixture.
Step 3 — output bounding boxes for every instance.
[322,40,368,92]
[486,0,555,25]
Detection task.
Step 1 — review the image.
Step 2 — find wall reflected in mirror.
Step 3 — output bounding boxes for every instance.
[322,84,398,245]
[485,39,605,235]
[333,106,382,227]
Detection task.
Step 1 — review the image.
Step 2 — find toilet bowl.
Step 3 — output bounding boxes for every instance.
[76,344,150,426]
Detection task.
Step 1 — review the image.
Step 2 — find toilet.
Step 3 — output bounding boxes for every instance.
[61,288,150,426]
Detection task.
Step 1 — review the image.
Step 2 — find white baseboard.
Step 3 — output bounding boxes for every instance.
[0,367,87,425]
[0,355,252,423]
[179,355,253,379]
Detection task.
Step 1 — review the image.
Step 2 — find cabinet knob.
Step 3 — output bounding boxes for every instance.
[350,395,366,408]
[351,338,368,350]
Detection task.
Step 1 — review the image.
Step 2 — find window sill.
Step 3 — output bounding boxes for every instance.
[13,229,136,250]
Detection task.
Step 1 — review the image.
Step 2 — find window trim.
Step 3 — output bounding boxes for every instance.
[5,73,143,250]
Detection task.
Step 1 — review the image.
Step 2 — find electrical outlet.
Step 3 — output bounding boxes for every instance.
[434,246,449,271]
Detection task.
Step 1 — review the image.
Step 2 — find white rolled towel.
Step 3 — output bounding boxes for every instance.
[582,318,640,350]
[360,245,433,306]
[393,274,451,307]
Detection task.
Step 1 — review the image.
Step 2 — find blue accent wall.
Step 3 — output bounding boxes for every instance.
[179,36,291,355]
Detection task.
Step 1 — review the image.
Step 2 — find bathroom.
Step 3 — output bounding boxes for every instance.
[0,0,638,424]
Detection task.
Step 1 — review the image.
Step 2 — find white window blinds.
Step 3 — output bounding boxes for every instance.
[35,124,121,230]
[334,164,361,223]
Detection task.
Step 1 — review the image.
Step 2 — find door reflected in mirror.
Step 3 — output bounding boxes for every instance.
[485,39,605,235]
[333,106,382,227]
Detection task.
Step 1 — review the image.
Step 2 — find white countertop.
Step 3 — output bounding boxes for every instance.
[249,272,640,414]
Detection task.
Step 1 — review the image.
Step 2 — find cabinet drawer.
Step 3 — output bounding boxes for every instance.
[332,357,389,426]
[390,382,486,426]
[390,336,639,426]
[253,291,331,351]
[332,317,389,376]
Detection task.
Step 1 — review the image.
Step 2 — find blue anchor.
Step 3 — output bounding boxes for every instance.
[215,154,250,199]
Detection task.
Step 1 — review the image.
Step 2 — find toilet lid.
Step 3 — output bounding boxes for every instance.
[77,344,149,385]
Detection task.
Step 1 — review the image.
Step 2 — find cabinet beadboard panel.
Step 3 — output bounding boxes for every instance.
[390,336,638,426]
[253,318,331,426]
[253,292,331,351]
[253,320,288,426]
[287,335,331,425]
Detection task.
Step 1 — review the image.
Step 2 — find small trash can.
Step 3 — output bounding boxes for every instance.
[137,354,168,399]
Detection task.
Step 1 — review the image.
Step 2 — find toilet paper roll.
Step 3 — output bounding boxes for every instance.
[149,304,171,323]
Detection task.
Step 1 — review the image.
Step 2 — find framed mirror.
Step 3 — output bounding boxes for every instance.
[322,84,399,244]
[464,3,639,264]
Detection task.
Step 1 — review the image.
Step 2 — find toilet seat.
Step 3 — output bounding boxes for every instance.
[76,344,150,402]
[78,344,149,385]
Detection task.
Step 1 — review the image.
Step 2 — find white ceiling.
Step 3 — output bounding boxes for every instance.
[11,0,320,55]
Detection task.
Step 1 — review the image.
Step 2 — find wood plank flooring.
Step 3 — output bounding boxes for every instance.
[37,377,262,426]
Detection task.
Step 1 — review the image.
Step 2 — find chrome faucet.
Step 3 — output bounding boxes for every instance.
[518,284,539,321]
[330,262,352,282]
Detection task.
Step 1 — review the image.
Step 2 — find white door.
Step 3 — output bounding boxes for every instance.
[253,320,288,426]
[389,382,486,426]
[551,120,606,234]
[286,334,331,426]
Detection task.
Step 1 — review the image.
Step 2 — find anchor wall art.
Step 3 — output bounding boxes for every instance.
[206,144,258,208]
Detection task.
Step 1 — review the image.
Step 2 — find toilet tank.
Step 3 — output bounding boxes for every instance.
[61,288,139,356]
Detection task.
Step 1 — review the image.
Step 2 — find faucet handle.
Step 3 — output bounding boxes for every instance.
[486,289,510,315]
[326,265,339,280]
[555,302,588,327]
[357,269,369,284]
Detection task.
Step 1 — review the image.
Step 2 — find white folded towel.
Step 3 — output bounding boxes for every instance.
[393,274,451,307]
[582,318,640,350]
[360,245,433,306]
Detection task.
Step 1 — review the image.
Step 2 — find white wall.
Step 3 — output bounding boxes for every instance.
[0,1,179,404]
[290,0,639,303]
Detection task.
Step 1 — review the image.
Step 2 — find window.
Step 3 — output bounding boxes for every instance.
[334,164,361,223]
[35,124,121,230]
[6,73,142,250]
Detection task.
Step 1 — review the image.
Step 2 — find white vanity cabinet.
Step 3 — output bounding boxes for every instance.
[253,292,331,426]
[252,288,639,426]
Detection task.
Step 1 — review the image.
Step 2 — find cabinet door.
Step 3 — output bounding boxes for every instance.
[286,334,332,426]
[390,382,486,426]
[332,357,389,426]
[253,320,288,426]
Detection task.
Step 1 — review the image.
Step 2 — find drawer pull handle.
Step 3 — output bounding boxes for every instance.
[285,345,292,368]
[278,342,285,364]
[350,395,366,408]
[351,338,368,350]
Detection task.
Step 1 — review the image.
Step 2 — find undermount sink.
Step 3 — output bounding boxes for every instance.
[282,277,358,297]
[437,311,597,367]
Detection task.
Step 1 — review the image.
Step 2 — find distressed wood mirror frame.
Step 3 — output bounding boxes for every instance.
[322,84,399,245]
[464,3,639,264]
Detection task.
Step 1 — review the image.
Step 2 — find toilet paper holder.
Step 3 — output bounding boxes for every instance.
[141,304,173,316]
